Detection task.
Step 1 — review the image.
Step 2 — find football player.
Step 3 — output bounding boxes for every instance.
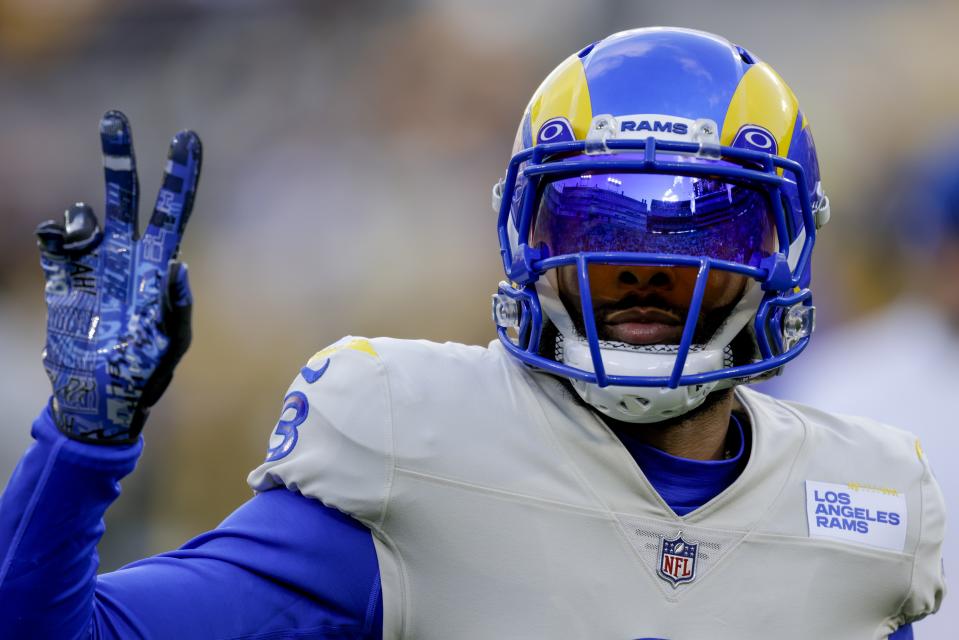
[0,27,944,639]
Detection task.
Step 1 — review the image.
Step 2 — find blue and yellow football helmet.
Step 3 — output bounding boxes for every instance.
[491,27,830,423]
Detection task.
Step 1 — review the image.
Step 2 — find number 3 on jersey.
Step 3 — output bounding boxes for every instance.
[265,391,308,462]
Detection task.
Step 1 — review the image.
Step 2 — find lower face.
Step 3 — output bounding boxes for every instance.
[554,264,747,345]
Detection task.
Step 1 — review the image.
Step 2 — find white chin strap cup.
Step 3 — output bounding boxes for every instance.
[561,337,723,423]
[535,274,749,424]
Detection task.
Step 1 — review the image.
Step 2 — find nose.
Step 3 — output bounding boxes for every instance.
[616,266,673,290]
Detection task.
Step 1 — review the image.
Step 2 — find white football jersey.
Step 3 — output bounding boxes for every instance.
[248,337,946,640]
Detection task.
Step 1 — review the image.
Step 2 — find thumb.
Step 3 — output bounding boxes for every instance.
[62,202,102,254]
[35,219,68,297]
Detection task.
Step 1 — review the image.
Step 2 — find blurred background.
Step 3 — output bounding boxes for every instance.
[1,0,957,634]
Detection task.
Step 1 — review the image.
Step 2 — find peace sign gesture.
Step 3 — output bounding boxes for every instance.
[36,111,202,443]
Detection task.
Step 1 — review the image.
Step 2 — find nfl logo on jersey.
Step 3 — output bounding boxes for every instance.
[658,533,698,587]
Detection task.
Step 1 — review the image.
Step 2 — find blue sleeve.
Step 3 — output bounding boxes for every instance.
[0,404,383,640]
[889,623,913,639]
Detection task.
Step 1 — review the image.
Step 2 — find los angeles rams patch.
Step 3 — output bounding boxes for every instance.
[805,480,907,552]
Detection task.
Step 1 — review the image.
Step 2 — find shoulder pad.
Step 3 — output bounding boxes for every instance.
[247,336,392,525]
[748,389,946,623]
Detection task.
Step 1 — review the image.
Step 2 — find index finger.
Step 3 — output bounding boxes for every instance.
[99,110,140,240]
[142,130,203,267]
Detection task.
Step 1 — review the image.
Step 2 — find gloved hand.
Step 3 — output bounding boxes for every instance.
[36,111,202,444]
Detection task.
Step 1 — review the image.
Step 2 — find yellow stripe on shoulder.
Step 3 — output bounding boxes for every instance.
[309,337,379,365]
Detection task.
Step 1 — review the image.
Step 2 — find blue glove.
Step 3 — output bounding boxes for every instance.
[35,111,202,444]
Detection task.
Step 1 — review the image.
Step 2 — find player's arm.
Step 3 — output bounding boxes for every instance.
[0,110,186,634]
[0,112,382,638]
[0,407,382,638]
[0,109,200,636]
[0,404,142,637]
[97,488,383,638]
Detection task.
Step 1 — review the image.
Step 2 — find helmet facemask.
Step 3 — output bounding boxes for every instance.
[492,137,821,423]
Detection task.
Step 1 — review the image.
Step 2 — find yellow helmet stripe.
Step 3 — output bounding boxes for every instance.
[720,62,800,159]
[528,54,593,142]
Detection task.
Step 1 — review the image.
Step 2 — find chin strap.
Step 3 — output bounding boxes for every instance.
[532,276,762,424]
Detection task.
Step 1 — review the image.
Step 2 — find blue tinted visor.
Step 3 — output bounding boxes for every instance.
[531,154,776,267]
